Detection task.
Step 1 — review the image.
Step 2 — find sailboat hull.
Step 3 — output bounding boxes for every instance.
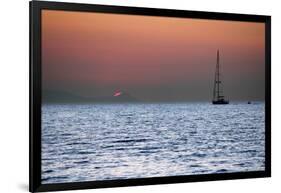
[212,100,229,105]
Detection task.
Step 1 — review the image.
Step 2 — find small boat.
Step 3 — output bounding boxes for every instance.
[212,50,229,105]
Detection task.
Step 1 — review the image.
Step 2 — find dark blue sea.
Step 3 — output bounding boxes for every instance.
[41,102,265,184]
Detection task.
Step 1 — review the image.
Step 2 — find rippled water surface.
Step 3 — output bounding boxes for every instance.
[42,103,265,184]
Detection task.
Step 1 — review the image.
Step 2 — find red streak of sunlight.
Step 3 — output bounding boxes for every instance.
[113,91,122,97]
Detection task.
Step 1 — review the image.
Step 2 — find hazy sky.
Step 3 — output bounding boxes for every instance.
[42,10,265,102]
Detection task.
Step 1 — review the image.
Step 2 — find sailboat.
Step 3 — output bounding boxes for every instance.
[212,50,229,105]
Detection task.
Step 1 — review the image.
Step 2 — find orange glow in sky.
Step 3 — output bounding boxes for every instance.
[42,10,265,101]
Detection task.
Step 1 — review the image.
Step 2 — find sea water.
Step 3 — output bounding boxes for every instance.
[41,102,265,183]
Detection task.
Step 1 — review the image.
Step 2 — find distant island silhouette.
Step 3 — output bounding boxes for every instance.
[42,90,140,104]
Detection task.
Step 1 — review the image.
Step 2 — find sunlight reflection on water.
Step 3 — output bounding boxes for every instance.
[42,102,265,184]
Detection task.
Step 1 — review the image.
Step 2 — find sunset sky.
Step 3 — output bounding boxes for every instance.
[42,10,265,102]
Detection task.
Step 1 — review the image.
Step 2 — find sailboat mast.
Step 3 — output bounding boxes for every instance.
[213,50,219,101]
[217,50,220,99]
[212,49,228,104]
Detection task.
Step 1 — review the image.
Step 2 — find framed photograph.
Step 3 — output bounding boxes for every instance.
[30,1,271,192]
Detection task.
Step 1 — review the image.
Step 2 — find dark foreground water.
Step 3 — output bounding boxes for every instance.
[42,102,265,184]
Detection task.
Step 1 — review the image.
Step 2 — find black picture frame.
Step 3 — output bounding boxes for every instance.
[29,1,271,192]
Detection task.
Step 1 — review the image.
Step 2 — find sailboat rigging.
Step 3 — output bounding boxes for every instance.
[212,50,229,105]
